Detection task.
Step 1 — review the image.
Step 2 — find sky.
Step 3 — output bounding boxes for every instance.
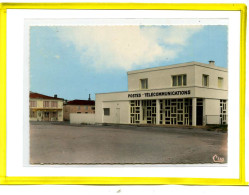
[30,25,228,100]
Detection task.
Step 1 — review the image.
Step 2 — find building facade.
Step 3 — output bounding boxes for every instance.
[63,100,95,121]
[95,61,228,126]
[29,92,64,121]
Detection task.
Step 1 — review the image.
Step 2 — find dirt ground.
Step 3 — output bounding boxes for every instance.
[30,122,227,164]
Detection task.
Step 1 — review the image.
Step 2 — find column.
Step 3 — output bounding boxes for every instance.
[156,99,160,125]
[203,99,206,126]
[192,98,197,126]
[139,100,142,124]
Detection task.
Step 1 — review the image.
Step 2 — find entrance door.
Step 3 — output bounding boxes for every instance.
[51,112,58,121]
[141,100,156,124]
[115,108,120,124]
[196,99,203,125]
[141,107,147,124]
[43,111,50,121]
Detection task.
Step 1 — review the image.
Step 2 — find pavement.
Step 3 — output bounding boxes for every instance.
[30,122,227,164]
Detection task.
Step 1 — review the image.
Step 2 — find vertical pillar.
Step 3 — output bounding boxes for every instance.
[183,98,185,125]
[156,99,160,125]
[192,98,197,126]
[203,99,206,126]
[139,100,142,124]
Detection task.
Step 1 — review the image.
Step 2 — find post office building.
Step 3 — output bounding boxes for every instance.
[95,61,228,126]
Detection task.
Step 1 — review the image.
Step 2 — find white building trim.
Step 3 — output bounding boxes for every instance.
[95,61,228,126]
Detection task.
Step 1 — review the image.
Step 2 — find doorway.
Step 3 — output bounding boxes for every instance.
[196,98,203,125]
[141,100,156,124]
[43,111,50,121]
[115,108,120,124]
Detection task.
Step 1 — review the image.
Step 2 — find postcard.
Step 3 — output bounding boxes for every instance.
[0,3,246,185]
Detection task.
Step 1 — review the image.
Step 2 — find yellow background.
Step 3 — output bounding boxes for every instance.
[0,3,247,185]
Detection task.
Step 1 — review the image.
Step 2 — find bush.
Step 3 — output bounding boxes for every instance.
[206,124,227,132]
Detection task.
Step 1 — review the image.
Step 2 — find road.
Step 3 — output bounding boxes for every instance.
[30,122,227,164]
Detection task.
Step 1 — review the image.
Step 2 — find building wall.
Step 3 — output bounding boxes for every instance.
[96,86,227,102]
[95,86,227,125]
[70,113,95,124]
[195,87,227,99]
[96,63,228,126]
[127,63,227,91]
[128,65,195,91]
[102,101,130,124]
[63,105,95,121]
[30,98,64,108]
[194,66,228,89]
[29,98,64,121]
[204,99,221,124]
[95,94,130,124]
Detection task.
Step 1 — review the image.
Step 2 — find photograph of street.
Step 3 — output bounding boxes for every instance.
[30,122,227,164]
[29,23,228,164]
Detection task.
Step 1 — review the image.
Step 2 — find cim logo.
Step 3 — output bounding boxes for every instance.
[212,154,224,163]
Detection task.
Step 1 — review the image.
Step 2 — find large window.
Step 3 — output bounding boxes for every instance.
[43,101,50,108]
[103,108,110,116]
[140,78,148,89]
[29,101,37,107]
[218,77,224,88]
[202,74,209,87]
[172,74,187,87]
[51,101,58,108]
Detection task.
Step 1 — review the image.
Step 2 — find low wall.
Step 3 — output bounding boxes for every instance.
[70,113,96,124]
[206,115,220,125]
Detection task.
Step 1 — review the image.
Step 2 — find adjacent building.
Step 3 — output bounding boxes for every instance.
[29,92,64,121]
[95,61,228,126]
[63,100,95,121]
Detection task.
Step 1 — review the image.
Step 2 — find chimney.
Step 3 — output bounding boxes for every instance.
[209,60,215,66]
[88,94,91,101]
[54,94,57,98]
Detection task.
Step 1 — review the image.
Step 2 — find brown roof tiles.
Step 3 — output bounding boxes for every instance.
[66,100,95,106]
[30,92,63,100]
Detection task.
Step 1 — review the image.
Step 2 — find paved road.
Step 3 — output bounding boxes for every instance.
[30,122,227,164]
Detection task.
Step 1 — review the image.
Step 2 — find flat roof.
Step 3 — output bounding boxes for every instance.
[127,61,227,75]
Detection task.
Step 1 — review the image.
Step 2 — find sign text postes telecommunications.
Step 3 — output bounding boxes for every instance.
[128,90,191,98]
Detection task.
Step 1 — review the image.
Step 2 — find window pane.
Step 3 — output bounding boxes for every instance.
[51,101,58,108]
[218,77,223,88]
[43,101,50,108]
[104,108,110,116]
[172,76,177,86]
[141,80,144,88]
[30,101,37,107]
[183,75,187,86]
[178,75,182,86]
[141,79,148,89]
[203,75,208,86]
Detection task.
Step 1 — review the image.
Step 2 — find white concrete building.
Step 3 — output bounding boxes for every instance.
[95,61,228,126]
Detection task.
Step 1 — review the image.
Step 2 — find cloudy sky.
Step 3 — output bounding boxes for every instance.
[30,25,227,100]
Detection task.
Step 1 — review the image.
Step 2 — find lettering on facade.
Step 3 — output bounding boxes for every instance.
[128,90,191,98]
[128,93,141,98]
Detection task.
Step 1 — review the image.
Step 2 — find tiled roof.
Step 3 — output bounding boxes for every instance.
[66,100,95,106]
[30,92,63,100]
